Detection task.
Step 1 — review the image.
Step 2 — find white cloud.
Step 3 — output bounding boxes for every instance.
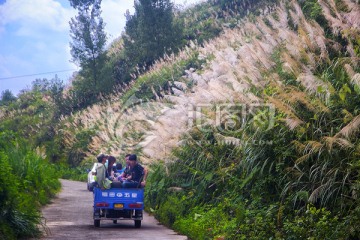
[0,0,75,37]
[102,0,134,42]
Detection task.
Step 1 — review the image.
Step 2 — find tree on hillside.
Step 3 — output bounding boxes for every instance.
[47,75,72,118]
[32,78,52,93]
[123,0,183,72]
[0,89,16,106]
[68,0,94,9]
[69,0,107,91]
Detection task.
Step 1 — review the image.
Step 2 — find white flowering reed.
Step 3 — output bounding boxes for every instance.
[59,0,360,164]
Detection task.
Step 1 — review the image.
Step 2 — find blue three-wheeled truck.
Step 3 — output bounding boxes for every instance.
[93,186,144,228]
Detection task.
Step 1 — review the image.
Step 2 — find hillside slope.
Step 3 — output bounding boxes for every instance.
[64,0,359,162]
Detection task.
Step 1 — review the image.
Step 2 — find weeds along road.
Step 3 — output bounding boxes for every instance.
[41,179,187,240]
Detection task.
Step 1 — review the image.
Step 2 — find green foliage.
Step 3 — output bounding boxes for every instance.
[180,4,222,45]
[179,0,275,46]
[299,0,333,40]
[65,127,96,167]
[56,164,88,182]
[342,203,360,238]
[120,49,204,103]
[301,0,323,21]
[67,76,99,110]
[0,89,16,106]
[69,0,107,70]
[0,151,18,240]
[154,193,280,240]
[69,0,108,107]
[144,162,169,209]
[0,77,77,164]
[69,0,96,9]
[156,194,187,227]
[47,75,72,118]
[0,131,60,239]
[145,115,286,238]
[145,117,357,239]
[211,0,275,16]
[123,0,183,71]
[173,203,238,240]
[280,60,360,210]
[283,205,346,239]
[271,46,298,87]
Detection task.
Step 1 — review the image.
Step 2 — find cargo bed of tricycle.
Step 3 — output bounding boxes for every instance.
[93,187,144,228]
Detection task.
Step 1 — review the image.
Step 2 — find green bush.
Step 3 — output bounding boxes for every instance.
[173,204,237,240]
[171,199,279,240]
[156,194,187,227]
[0,132,60,239]
[283,205,346,239]
[56,163,88,182]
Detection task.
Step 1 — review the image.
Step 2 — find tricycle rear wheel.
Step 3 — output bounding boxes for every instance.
[134,220,141,228]
[94,219,100,227]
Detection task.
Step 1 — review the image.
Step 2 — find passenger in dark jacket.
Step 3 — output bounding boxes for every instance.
[122,154,147,188]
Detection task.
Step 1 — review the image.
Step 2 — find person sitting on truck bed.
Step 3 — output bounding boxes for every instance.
[107,155,117,180]
[95,153,112,190]
[116,154,130,181]
[113,162,123,177]
[122,154,147,188]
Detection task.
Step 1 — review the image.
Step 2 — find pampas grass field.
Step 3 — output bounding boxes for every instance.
[61,0,359,168]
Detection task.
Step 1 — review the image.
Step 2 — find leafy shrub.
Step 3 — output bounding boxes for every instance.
[171,199,279,240]
[0,131,60,239]
[56,163,88,182]
[173,203,238,240]
[156,194,187,227]
[283,205,346,239]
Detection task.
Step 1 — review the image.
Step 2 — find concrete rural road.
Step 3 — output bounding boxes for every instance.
[41,179,187,240]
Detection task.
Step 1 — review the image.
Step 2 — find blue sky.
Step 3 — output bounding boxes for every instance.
[0,0,201,96]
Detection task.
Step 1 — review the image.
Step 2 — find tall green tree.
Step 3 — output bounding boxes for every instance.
[69,0,107,90]
[123,0,183,71]
[0,90,16,106]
